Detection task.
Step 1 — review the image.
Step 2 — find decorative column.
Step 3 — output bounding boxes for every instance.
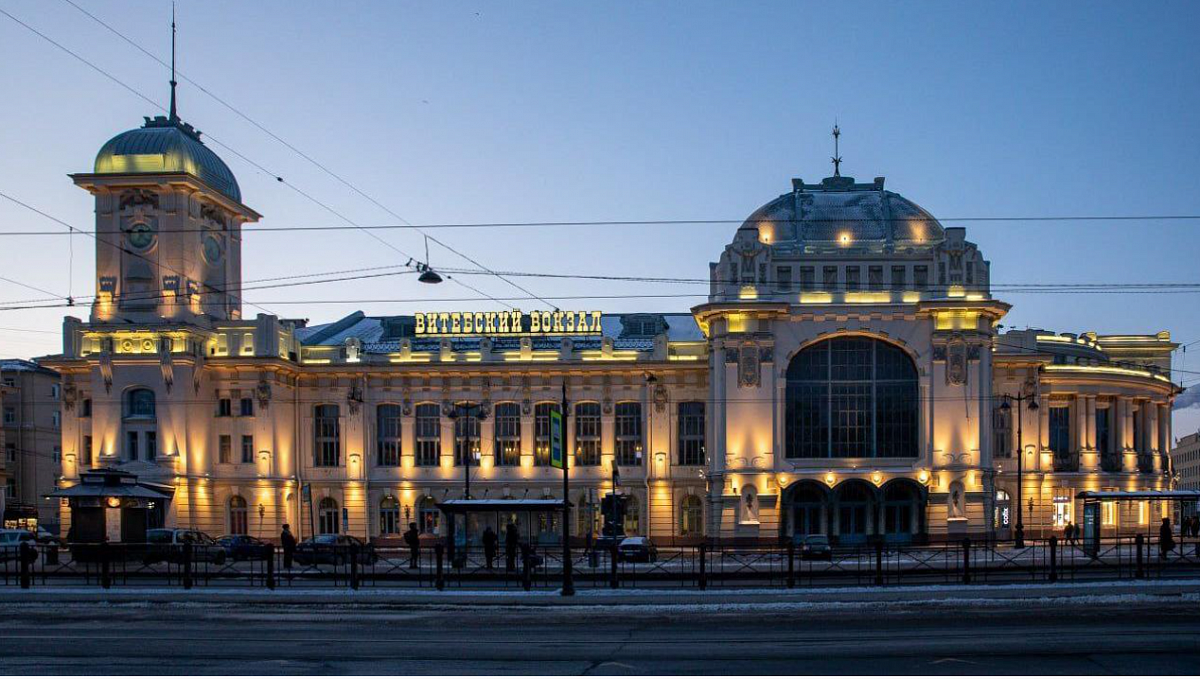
[1080,395,1099,471]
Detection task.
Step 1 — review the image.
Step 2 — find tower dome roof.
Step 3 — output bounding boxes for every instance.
[93,116,241,203]
[740,175,944,252]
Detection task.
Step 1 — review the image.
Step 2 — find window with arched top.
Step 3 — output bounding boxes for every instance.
[318,497,340,535]
[534,403,560,467]
[418,496,439,534]
[376,404,402,467]
[122,388,157,462]
[313,404,340,467]
[785,337,918,459]
[124,388,156,419]
[379,496,400,535]
[574,402,601,466]
[228,495,248,535]
[680,495,704,537]
[494,402,521,467]
[415,404,440,467]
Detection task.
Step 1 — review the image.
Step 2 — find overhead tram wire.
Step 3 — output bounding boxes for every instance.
[57,0,556,313]
[0,6,516,314]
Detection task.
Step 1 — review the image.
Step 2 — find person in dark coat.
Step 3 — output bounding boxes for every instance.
[482,527,499,570]
[1159,517,1175,558]
[280,524,297,570]
[505,522,519,573]
[403,522,421,569]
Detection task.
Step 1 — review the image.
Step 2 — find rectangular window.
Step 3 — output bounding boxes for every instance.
[127,430,139,461]
[2,407,14,425]
[81,399,92,417]
[52,384,60,399]
[239,398,254,417]
[534,403,559,467]
[776,266,792,292]
[1096,407,1111,458]
[823,266,838,291]
[493,403,521,467]
[891,266,906,290]
[313,405,340,467]
[52,411,60,429]
[938,261,947,286]
[217,398,232,417]
[574,402,601,466]
[1102,500,1117,526]
[83,435,93,467]
[5,443,15,462]
[453,404,482,466]
[146,431,156,460]
[415,404,440,467]
[800,266,815,291]
[241,435,254,464]
[376,405,403,467]
[615,402,643,466]
[53,445,61,464]
[677,401,706,466]
[914,265,929,289]
[1049,406,1071,454]
[845,266,861,291]
[218,434,231,464]
[868,266,883,291]
[966,261,975,285]
[993,407,1012,458]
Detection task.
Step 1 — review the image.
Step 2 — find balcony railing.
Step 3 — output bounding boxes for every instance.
[1053,454,1079,473]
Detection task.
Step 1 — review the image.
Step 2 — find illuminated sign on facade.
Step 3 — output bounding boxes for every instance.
[414,310,604,337]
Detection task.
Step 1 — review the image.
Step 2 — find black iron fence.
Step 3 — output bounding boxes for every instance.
[3,535,1199,591]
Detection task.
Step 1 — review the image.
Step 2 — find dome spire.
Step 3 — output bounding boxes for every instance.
[168,1,178,123]
[831,121,842,177]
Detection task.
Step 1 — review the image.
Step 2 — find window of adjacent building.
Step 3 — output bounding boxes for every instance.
[845,266,861,291]
[615,402,643,467]
[534,403,559,467]
[680,494,704,537]
[494,402,521,467]
[81,399,92,418]
[966,261,975,285]
[5,443,14,463]
[379,496,400,535]
[229,496,248,535]
[5,478,14,501]
[891,266,907,290]
[800,266,815,291]
[318,497,339,535]
[823,266,838,291]
[52,410,60,430]
[1,377,13,387]
[218,434,232,464]
[453,403,482,467]
[217,398,232,417]
[239,398,254,417]
[376,404,403,467]
[784,337,919,458]
[51,384,60,399]
[82,435,93,467]
[414,404,440,467]
[241,435,254,464]
[313,404,341,467]
[677,401,706,466]
[913,265,929,289]
[2,406,13,425]
[993,406,1012,458]
[574,402,601,466]
[776,266,792,292]
[1049,406,1071,454]
[868,266,884,291]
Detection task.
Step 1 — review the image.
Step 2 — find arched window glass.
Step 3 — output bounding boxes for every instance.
[314,405,341,467]
[318,497,340,535]
[615,402,643,466]
[677,402,705,465]
[574,402,601,466]
[418,496,439,535]
[228,495,248,535]
[680,495,704,537]
[494,402,521,466]
[376,404,402,467]
[453,402,481,466]
[415,404,440,467]
[533,403,560,466]
[623,497,641,535]
[124,388,156,419]
[379,496,400,535]
[785,337,918,459]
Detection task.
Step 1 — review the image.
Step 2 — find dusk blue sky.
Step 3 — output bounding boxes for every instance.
[1,1,1198,431]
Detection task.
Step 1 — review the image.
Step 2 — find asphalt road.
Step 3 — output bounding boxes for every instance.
[2,596,1199,674]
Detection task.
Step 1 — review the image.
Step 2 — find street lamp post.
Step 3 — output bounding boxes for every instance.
[1001,391,1039,548]
[449,403,486,499]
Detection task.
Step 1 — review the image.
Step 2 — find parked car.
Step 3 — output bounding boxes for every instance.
[293,534,378,566]
[799,534,833,560]
[35,527,63,547]
[617,536,658,563]
[0,529,37,562]
[144,529,227,565]
[593,531,627,553]
[217,534,274,562]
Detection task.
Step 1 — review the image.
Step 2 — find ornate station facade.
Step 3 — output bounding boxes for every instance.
[44,105,1181,544]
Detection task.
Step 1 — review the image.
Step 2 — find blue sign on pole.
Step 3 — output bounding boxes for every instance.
[550,409,564,469]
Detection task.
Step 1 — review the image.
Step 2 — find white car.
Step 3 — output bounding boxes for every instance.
[0,529,37,562]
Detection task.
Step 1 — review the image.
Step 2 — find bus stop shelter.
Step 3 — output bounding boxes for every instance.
[1076,490,1200,555]
[437,499,567,564]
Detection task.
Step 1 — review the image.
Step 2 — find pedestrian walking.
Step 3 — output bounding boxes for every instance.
[482,526,499,570]
[280,523,296,570]
[404,522,421,569]
[505,522,519,573]
[1159,517,1175,558]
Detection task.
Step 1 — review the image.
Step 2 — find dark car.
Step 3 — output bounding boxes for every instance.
[217,534,274,562]
[799,534,833,560]
[144,529,227,565]
[294,534,378,566]
[593,531,627,554]
[617,536,658,563]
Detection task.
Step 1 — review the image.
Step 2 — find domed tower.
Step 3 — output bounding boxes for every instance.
[70,78,260,325]
[695,159,1009,542]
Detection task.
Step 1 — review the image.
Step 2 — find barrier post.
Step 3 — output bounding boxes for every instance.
[609,543,619,589]
[875,542,884,586]
[698,544,707,591]
[435,544,445,591]
[350,545,360,590]
[266,546,276,590]
[182,542,193,590]
[1135,534,1145,579]
[100,543,111,589]
[962,537,971,584]
[787,540,796,589]
[19,541,32,589]
[1049,536,1058,582]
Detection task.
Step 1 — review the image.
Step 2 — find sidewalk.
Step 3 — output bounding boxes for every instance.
[3,579,1198,609]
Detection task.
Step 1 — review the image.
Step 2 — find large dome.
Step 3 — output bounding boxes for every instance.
[94,116,241,203]
[739,175,944,252]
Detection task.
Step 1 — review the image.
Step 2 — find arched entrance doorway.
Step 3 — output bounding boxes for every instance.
[834,480,877,544]
[783,481,829,540]
[881,480,926,544]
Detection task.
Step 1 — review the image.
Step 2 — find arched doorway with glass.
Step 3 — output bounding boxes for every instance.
[783,481,830,541]
[834,480,877,544]
[228,495,248,535]
[317,497,340,535]
[880,479,925,544]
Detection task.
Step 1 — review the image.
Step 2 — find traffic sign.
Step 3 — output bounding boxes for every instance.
[550,409,564,469]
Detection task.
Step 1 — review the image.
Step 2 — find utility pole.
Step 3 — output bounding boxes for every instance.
[1001,391,1039,548]
[561,380,574,596]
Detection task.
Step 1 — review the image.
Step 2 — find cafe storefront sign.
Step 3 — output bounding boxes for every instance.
[415,309,604,337]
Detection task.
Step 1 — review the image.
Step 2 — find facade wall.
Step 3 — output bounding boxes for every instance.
[1,361,62,530]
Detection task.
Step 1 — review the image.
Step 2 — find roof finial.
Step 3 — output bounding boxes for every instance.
[831,120,842,177]
[168,1,178,122]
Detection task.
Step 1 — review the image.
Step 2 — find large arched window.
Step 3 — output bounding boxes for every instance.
[574,402,601,466]
[493,402,521,467]
[313,405,341,467]
[318,497,339,535]
[785,337,918,459]
[228,495,248,535]
[534,403,560,466]
[414,404,440,467]
[124,388,156,419]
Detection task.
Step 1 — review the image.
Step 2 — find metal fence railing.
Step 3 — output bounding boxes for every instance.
[4,534,1200,591]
